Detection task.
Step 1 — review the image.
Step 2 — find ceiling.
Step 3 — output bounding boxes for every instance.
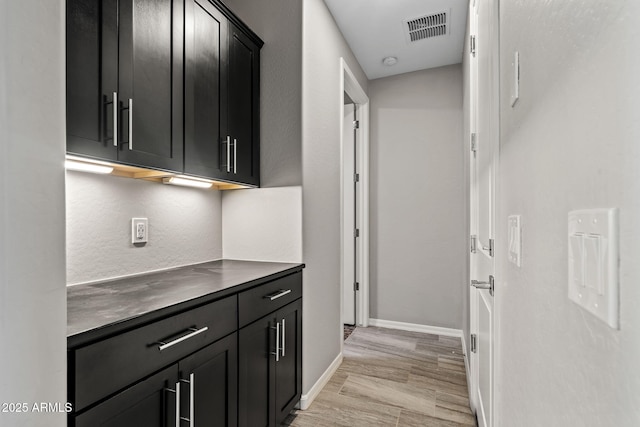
[323,0,469,80]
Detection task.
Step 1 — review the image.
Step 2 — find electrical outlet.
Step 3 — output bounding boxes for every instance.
[131,218,148,244]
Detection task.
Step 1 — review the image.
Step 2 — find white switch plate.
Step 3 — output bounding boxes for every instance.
[510,51,519,107]
[508,215,521,267]
[568,209,619,329]
[132,218,148,244]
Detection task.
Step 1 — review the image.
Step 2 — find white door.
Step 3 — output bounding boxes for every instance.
[470,0,499,425]
[342,100,357,325]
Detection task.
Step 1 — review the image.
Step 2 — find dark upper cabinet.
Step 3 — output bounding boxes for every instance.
[238,299,302,427]
[67,0,184,171]
[184,0,228,179]
[226,23,261,186]
[184,10,261,185]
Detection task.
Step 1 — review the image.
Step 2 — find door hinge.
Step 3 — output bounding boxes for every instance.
[354,173,360,183]
[353,120,360,129]
[470,35,476,57]
[470,334,477,353]
[354,282,360,291]
[354,229,360,238]
[471,133,477,153]
[489,238,494,257]
[470,235,477,254]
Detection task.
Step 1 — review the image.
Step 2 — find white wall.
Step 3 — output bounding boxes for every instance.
[369,66,465,329]
[302,0,369,393]
[66,173,222,285]
[497,1,640,425]
[222,187,302,262]
[0,1,67,425]
[221,0,302,188]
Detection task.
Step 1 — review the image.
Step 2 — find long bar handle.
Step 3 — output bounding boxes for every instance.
[164,381,180,427]
[263,289,291,301]
[157,326,208,351]
[226,136,231,172]
[233,138,237,173]
[271,321,280,362]
[281,318,286,357]
[128,98,133,150]
[179,374,194,426]
[113,92,118,147]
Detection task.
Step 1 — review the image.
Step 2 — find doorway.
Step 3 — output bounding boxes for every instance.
[340,58,370,342]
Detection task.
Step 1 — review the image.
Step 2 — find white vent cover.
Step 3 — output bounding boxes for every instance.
[404,11,449,43]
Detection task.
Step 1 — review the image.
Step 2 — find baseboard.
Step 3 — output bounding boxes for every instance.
[298,352,343,410]
[368,318,463,338]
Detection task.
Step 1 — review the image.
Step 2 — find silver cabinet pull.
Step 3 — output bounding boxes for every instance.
[281,318,286,357]
[471,275,494,296]
[179,374,194,426]
[113,92,118,147]
[226,136,231,172]
[263,289,291,301]
[128,98,133,150]
[157,326,208,351]
[233,138,237,173]
[271,321,280,362]
[164,382,181,427]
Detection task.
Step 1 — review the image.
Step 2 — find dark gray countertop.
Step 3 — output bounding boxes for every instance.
[67,259,304,347]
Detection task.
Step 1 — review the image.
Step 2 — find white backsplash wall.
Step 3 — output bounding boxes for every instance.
[222,186,302,263]
[66,171,222,285]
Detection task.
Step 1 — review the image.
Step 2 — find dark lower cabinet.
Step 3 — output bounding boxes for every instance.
[180,333,238,427]
[69,271,303,427]
[72,333,237,427]
[74,365,178,427]
[239,299,302,427]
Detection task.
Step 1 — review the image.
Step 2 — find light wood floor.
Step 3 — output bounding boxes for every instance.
[284,326,477,427]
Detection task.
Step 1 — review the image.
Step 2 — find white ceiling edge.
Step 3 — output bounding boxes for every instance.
[324,0,469,80]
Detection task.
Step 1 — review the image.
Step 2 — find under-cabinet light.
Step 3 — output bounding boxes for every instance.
[65,159,114,174]
[162,176,213,189]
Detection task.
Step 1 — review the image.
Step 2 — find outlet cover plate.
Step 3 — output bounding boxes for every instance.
[132,218,148,244]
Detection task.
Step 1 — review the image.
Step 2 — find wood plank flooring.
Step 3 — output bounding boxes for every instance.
[284,326,477,427]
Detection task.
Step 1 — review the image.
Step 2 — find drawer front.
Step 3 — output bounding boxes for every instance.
[72,295,236,412]
[238,271,302,328]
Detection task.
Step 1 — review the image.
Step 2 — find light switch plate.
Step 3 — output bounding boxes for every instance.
[510,51,519,107]
[508,215,521,267]
[132,218,148,244]
[568,209,619,329]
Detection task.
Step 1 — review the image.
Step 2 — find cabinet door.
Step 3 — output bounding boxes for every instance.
[66,0,118,161]
[239,315,275,427]
[179,333,238,427]
[184,0,228,179]
[274,299,303,425]
[73,365,178,427]
[117,0,184,171]
[227,24,260,186]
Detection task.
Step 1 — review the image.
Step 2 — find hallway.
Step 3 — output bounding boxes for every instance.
[285,327,475,426]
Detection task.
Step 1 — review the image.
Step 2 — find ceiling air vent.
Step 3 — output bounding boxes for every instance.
[405,12,448,43]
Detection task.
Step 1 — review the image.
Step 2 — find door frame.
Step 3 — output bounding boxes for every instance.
[339,58,370,344]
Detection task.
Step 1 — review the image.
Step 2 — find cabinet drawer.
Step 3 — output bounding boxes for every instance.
[238,272,302,328]
[72,295,236,412]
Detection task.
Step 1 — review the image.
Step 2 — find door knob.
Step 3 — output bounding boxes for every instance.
[471,275,494,296]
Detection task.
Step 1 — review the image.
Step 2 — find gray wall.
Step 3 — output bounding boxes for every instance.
[497,0,640,425]
[302,0,369,393]
[66,173,222,285]
[369,66,465,329]
[222,0,302,187]
[0,1,67,425]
